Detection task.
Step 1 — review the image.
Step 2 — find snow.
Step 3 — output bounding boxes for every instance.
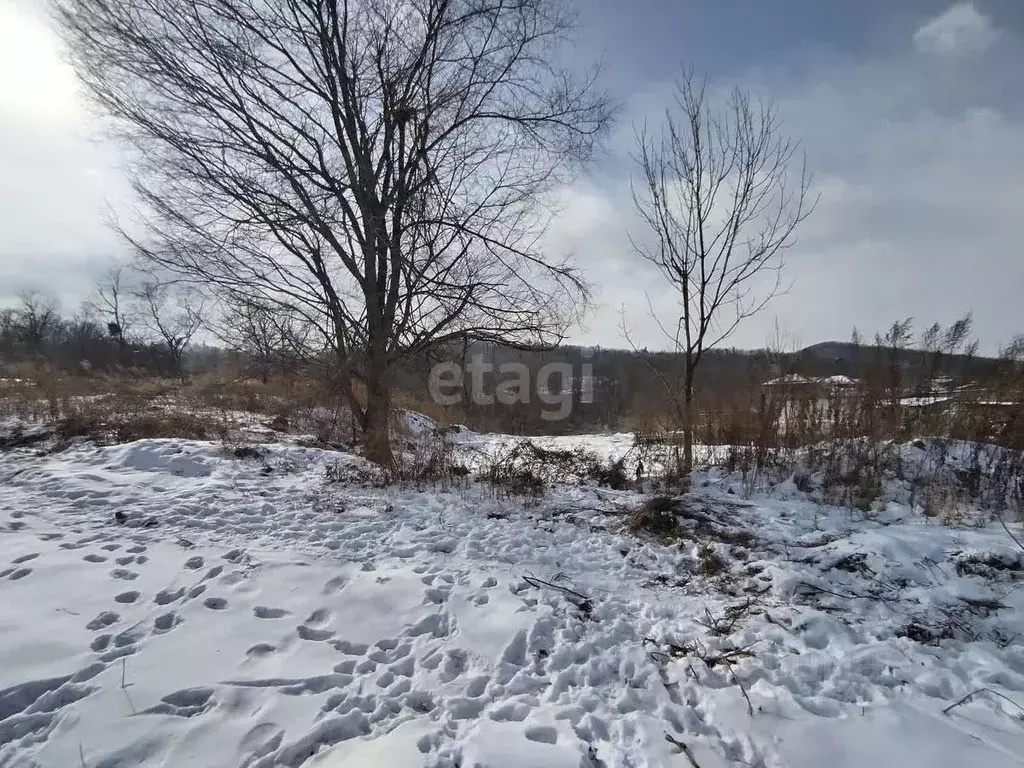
[763,374,858,388]
[1,432,1023,767]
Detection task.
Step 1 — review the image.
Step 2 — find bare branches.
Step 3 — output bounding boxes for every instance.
[942,687,1024,718]
[629,66,814,476]
[86,266,136,358]
[132,280,205,376]
[55,0,611,463]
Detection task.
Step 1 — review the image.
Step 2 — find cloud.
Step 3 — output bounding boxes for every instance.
[559,17,1024,355]
[913,2,998,56]
[2,0,1021,356]
[0,0,128,307]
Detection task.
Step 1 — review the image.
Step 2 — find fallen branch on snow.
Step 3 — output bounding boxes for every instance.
[943,687,1024,718]
[664,733,703,768]
[522,575,593,618]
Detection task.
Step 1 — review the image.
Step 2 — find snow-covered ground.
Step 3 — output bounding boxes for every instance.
[1,430,1023,767]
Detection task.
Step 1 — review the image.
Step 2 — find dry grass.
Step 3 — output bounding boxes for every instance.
[628,495,679,539]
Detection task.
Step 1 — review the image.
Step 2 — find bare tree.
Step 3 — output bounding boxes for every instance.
[133,281,205,376]
[217,295,317,382]
[86,265,136,365]
[629,68,814,477]
[55,0,611,464]
[15,290,61,360]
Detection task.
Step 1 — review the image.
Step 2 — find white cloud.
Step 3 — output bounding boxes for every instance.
[0,1,129,306]
[2,0,1022,355]
[562,37,1024,355]
[913,2,998,56]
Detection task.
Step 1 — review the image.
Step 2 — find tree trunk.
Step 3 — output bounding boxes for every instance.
[682,365,695,483]
[362,349,395,468]
[682,392,694,479]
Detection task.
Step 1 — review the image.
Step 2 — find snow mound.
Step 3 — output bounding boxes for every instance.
[104,439,217,477]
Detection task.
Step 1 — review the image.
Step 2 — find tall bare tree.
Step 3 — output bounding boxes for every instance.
[86,265,135,365]
[133,281,205,376]
[630,68,814,478]
[56,0,611,464]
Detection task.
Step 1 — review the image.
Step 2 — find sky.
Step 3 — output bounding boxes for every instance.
[1,0,1022,354]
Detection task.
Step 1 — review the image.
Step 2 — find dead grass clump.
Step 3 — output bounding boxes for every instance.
[53,409,214,445]
[591,456,629,490]
[324,459,385,486]
[628,495,680,538]
[954,550,1024,579]
[55,413,107,440]
[115,413,213,442]
[229,444,267,460]
[921,481,964,524]
[697,544,730,577]
[830,552,872,574]
[392,429,468,489]
[476,440,628,500]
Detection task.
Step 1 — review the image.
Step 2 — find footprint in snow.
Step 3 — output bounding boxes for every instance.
[86,610,120,630]
[304,608,331,625]
[184,556,204,570]
[246,643,276,658]
[220,571,247,587]
[154,587,186,605]
[113,625,146,648]
[330,640,369,656]
[323,576,347,594]
[253,606,290,619]
[524,725,558,745]
[7,567,32,581]
[296,624,334,641]
[12,553,40,564]
[83,554,107,563]
[110,569,139,581]
[490,701,531,722]
[423,586,451,605]
[100,644,138,663]
[203,596,228,610]
[143,687,216,718]
[114,590,140,604]
[154,611,183,633]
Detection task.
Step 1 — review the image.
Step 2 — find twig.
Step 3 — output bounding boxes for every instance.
[997,514,1024,554]
[722,658,754,716]
[796,580,898,603]
[120,658,133,689]
[943,687,1024,717]
[79,743,88,768]
[664,733,703,768]
[522,575,593,616]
